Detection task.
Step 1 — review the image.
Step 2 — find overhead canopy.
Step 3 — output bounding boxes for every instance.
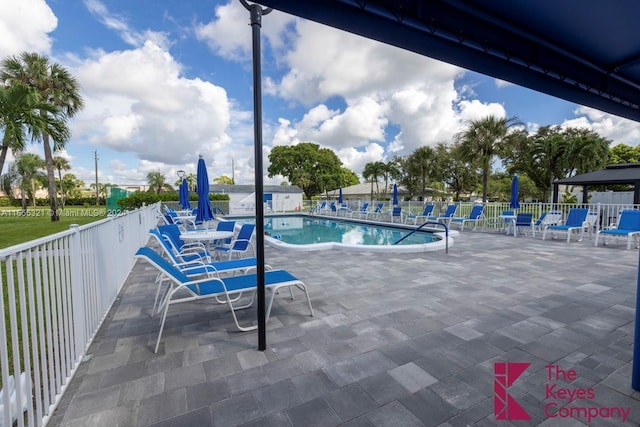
[256,0,640,122]
[553,163,640,204]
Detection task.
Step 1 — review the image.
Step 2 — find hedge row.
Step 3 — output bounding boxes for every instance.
[0,196,105,207]
[116,191,229,210]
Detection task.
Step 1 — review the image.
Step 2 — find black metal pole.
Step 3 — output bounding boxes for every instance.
[633,248,640,390]
[242,0,271,351]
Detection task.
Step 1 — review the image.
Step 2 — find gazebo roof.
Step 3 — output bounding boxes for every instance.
[554,164,640,186]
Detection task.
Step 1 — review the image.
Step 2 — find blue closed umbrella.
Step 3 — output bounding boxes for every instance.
[179,178,190,210]
[195,155,213,223]
[510,175,520,210]
[392,183,398,205]
[338,187,343,204]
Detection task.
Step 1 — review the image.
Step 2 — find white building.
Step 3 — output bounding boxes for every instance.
[210,184,304,215]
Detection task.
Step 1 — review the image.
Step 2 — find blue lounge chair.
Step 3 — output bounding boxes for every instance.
[312,201,327,214]
[157,224,211,262]
[388,206,403,223]
[365,203,385,219]
[595,210,640,249]
[511,212,534,237]
[449,205,485,231]
[542,208,588,242]
[214,220,236,247]
[533,211,562,234]
[350,202,370,217]
[151,228,207,264]
[405,204,435,225]
[329,202,338,215]
[435,204,458,226]
[215,223,255,259]
[135,247,314,353]
[148,229,270,315]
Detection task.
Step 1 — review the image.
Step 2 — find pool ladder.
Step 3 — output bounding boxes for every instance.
[393,221,449,253]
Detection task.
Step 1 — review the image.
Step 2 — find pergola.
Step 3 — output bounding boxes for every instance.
[554,163,640,204]
[255,0,640,122]
[250,0,640,389]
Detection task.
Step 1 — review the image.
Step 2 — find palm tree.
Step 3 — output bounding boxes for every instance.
[457,115,521,202]
[147,171,173,194]
[53,155,71,208]
[186,173,197,191]
[382,161,400,197]
[362,161,385,201]
[0,83,68,177]
[406,146,436,201]
[213,175,235,185]
[1,52,84,221]
[12,153,46,211]
[90,182,111,200]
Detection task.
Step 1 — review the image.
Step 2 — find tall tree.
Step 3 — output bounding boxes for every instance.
[505,126,610,200]
[0,83,68,177]
[13,153,46,211]
[1,52,84,221]
[147,171,172,194]
[392,155,419,199]
[457,115,521,202]
[434,143,478,201]
[405,146,437,201]
[62,174,85,199]
[362,161,385,200]
[268,142,346,198]
[382,161,400,197]
[53,155,70,208]
[609,143,640,164]
[564,127,610,175]
[213,175,234,185]
[89,182,111,199]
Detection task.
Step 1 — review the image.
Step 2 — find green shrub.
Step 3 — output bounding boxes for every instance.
[117,191,160,210]
[117,191,230,210]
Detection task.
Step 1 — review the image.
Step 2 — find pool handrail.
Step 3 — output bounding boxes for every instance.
[393,221,449,253]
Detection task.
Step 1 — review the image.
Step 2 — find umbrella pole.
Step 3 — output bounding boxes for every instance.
[243,1,272,351]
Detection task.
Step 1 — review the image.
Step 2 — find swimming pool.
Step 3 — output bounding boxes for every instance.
[230,215,456,253]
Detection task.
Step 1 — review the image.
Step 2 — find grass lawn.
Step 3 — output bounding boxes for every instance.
[0,206,108,249]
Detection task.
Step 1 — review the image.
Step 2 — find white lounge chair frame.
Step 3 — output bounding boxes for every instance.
[135,247,314,353]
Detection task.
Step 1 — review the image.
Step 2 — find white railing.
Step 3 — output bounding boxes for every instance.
[306,199,640,230]
[0,203,159,427]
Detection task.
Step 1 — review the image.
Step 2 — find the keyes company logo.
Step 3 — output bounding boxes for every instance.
[494,362,531,420]
[494,362,631,423]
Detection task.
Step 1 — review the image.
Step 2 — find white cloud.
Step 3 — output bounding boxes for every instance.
[0,0,56,58]
[271,19,463,104]
[495,79,514,88]
[70,41,234,167]
[260,19,480,172]
[458,99,507,122]
[83,0,170,49]
[563,106,640,146]
[195,1,293,62]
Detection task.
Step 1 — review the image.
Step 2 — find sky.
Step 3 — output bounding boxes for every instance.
[3,0,640,189]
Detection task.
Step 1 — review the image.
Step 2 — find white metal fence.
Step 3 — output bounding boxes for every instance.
[0,203,159,427]
[306,199,640,231]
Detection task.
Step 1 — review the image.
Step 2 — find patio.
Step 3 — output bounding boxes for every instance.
[47,229,640,426]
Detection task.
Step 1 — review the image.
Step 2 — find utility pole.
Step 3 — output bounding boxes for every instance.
[232,158,235,184]
[94,150,99,205]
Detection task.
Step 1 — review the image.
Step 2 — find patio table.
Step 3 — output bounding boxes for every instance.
[180,230,234,243]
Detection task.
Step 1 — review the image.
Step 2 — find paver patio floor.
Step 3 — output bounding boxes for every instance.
[49,227,640,426]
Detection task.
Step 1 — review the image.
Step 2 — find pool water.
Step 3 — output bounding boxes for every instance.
[237,216,440,246]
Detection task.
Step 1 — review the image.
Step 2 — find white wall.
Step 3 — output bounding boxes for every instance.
[576,191,633,204]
